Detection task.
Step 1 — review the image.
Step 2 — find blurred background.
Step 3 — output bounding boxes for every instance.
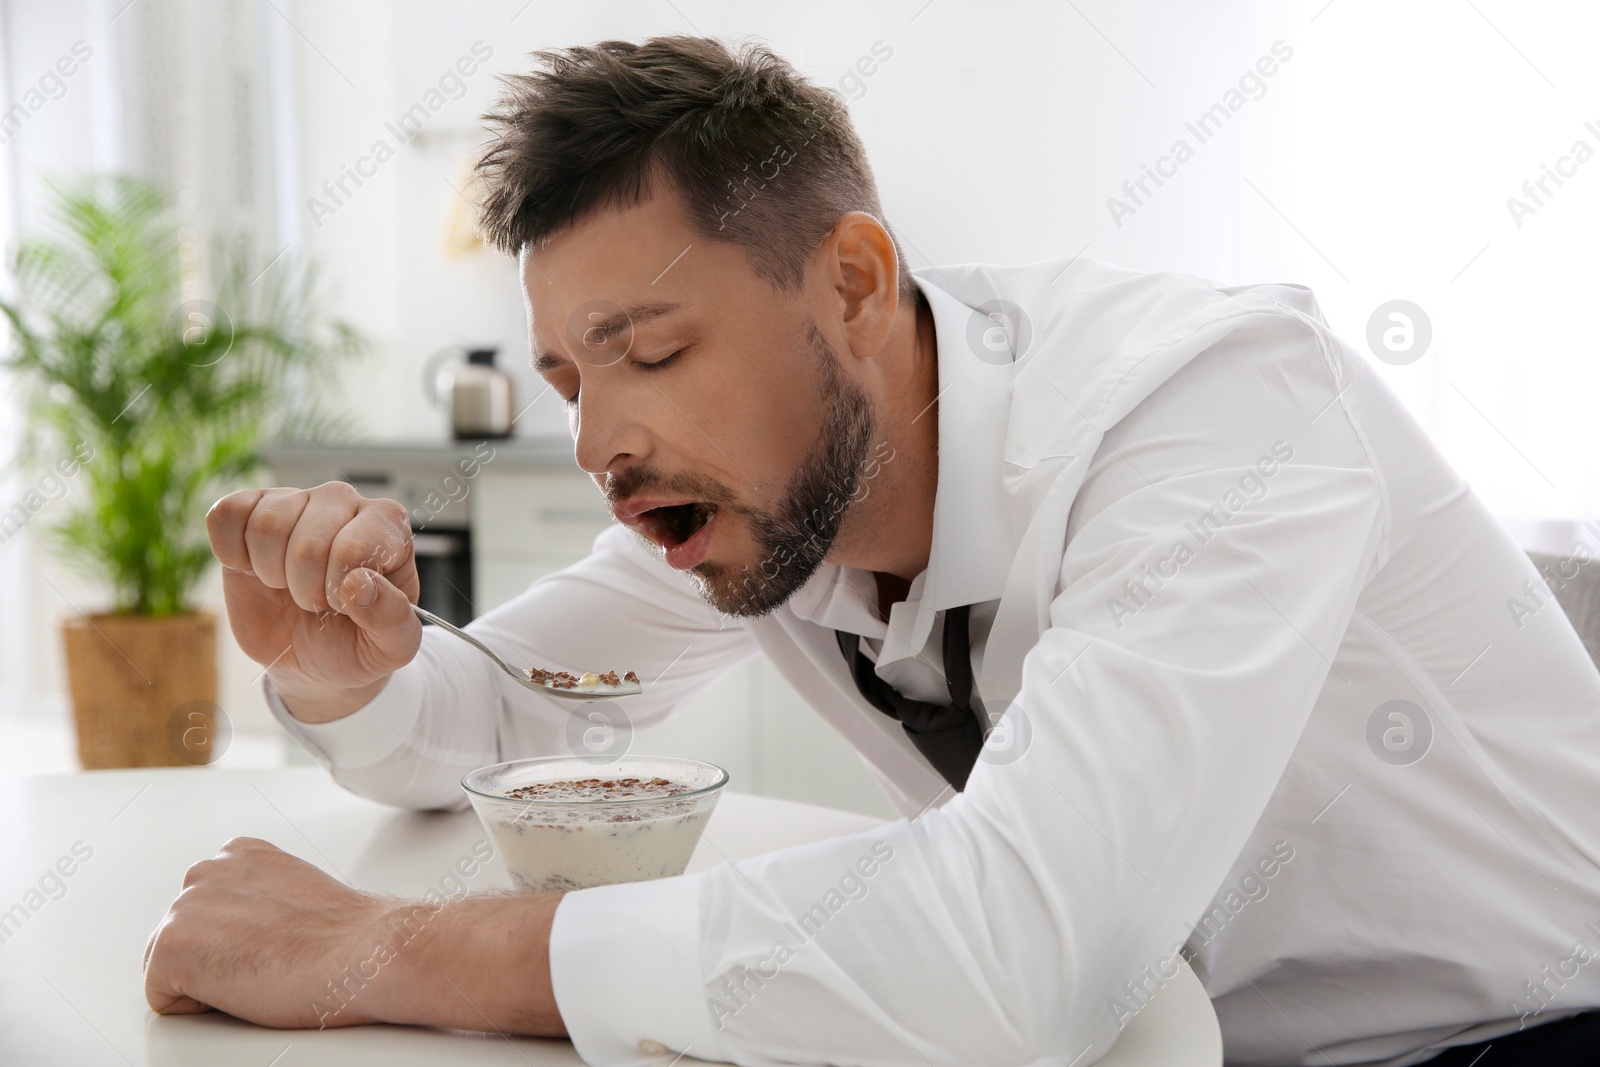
[1,0,1595,815]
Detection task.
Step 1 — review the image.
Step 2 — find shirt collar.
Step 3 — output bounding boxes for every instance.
[785,270,1017,642]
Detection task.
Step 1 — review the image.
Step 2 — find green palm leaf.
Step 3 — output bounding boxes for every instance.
[2,173,365,616]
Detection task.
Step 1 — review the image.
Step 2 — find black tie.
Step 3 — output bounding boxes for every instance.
[835,604,986,792]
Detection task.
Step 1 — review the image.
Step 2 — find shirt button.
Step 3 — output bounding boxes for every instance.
[638,1039,669,1055]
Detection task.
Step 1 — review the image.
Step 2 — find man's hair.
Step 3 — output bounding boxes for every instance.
[474,35,912,300]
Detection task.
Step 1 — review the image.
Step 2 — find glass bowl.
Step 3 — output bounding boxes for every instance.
[462,754,728,892]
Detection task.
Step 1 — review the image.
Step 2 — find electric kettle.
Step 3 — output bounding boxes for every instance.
[424,346,515,439]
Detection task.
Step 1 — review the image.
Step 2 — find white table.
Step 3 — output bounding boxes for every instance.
[0,769,1221,1065]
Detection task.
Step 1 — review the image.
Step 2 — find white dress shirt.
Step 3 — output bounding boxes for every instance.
[268,255,1600,1067]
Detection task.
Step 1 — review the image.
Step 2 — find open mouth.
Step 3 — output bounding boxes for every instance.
[636,501,717,550]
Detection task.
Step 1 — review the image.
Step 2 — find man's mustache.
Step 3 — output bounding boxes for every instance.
[603,466,742,512]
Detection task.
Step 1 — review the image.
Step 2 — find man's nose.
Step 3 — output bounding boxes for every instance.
[571,378,646,476]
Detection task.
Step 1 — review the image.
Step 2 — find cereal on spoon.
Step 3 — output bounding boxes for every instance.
[525,666,641,690]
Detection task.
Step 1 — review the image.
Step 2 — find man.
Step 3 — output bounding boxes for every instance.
[143,34,1600,1067]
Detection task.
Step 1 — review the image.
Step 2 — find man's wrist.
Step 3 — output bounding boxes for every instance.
[270,671,391,724]
[375,892,568,1036]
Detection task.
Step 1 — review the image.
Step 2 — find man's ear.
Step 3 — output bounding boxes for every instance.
[823,211,901,363]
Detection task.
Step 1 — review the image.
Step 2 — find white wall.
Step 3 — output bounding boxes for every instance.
[288,0,1295,445]
[1279,0,1600,524]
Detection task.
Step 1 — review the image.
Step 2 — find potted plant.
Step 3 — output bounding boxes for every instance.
[1,173,361,769]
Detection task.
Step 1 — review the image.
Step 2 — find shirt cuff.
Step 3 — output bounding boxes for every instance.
[550,870,725,1066]
[261,667,424,771]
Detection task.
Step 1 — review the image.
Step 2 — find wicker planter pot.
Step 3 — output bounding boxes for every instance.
[61,611,219,769]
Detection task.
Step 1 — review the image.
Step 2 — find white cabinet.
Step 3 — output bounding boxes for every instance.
[473,469,615,559]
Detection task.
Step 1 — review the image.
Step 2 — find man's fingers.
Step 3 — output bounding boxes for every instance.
[283,488,362,613]
[217,836,279,854]
[180,838,281,890]
[214,484,414,617]
[339,569,423,670]
[144,942,215,1016]
[209,484,421,688]
[206,489,269,573]
[242,490,312,592]
[324,498,415,609]
[143,917,215,1016]
[149,992,214,1016]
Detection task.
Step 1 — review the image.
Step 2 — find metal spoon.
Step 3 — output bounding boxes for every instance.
[410,604,642,700]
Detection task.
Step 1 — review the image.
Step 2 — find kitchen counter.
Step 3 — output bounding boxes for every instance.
[262,435,582,478]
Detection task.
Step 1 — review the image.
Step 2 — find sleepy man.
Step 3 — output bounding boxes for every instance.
[143,34,1600,1067]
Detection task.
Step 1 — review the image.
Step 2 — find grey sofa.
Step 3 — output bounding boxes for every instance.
[1526,550,1600,668]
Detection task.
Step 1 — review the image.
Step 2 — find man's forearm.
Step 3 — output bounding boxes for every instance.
[376,891,568,1036]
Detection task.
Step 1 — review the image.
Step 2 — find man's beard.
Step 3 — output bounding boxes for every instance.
[699,325,876,617]
[610,323,877,619]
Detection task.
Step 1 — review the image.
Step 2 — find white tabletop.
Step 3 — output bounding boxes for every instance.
[0,768,1221,1065]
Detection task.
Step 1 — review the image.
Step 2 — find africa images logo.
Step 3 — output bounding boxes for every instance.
[1106,40,1294,229]
[305,41,493,228]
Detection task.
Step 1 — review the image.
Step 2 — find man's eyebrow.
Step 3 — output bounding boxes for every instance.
[533,301,684,371]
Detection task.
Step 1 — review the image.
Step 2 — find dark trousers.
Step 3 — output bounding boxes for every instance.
[1424,1010,1600,1064]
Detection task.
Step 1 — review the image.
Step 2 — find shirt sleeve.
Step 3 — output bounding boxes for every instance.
[266,521,760,811]
[549,313,1388,1065]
